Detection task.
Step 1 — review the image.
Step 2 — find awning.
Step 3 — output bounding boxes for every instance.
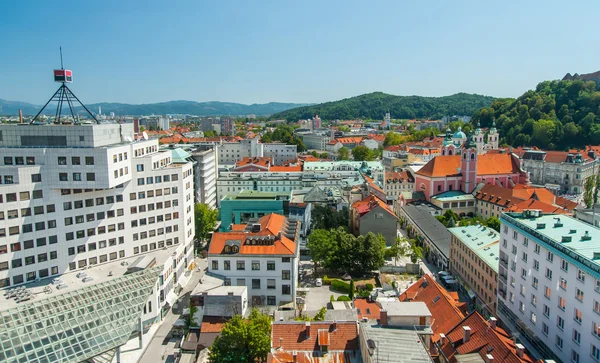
[438,271,450,276]
[445,279,457,284]
[173,319,187,327]
[443,275,455,281]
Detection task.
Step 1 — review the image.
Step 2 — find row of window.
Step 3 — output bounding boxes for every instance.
[136,173,178,185]
[59,172,96,182]
[130,188,178,200]
[0,190,43,203]
[63,196,123,210]
[132,239,179,254]
[2,204,55,221]
[132,225,179,240]
[131,213,179,228]
[0,220,57,236]
[4,156,36,165]
[57,156,95,166]
[0,266,59,288]
[112,152,129,163]
[221,277,291,296]
[68,238,125,255]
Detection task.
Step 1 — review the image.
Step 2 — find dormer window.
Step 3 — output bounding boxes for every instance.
[231,246,239,253]
[224,245,231,253]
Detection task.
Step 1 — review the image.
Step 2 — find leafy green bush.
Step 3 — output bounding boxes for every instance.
[322,275,332,285]
[357,289,371,298]
[365,283,374,291]
[331,279,351,294]
[330,295,335,302]
[337,296,351,301]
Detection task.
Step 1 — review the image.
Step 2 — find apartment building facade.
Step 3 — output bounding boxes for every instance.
[218,138,297,166]
[191,145,218,208]
[498,210,600,363]
[449,225,499,317]
[207,214,299,308]
[0,124,195,303]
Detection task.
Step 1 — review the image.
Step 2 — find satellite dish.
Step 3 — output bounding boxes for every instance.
[126,136,133,143]
[142,131,149,140]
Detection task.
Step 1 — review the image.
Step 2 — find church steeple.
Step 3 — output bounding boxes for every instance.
[487,118,499,150]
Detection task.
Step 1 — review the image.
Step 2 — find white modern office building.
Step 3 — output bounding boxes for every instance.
[0,123,195,294]
[190,145,218,208]
[498,210,600,363]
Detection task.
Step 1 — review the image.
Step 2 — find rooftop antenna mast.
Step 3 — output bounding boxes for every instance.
[30,47,99,124]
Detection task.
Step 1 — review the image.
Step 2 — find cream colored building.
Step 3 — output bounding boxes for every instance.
[448,224,499,317]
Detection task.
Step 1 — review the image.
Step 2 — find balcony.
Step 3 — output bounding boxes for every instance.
[499,258,508,268]
[499,273,507,283]
[498,289,506,299]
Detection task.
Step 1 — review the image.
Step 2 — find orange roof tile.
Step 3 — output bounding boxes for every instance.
[385,171,413,183]
[504,199,569,214]
[417,154,520,178]
[270,165,303,172]
[271,321,359,352]
[317,329,330,346]
[353,299,381,320]
[441,311,536,363]
[335,137,364,144]
[208,214,297,256]
[230,224,247,231]
[235,157,271,169]
[399,275,466,342]
[351,194,394,217]
[201,316,229,333]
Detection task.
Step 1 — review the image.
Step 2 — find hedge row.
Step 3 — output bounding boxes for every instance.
[331,279,351,294]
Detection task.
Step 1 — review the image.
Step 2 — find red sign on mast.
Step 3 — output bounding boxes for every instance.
[54,69,73,83]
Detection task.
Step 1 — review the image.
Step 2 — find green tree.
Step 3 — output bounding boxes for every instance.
[310,205,349,231]
[351,145,375,161]
[307,229,335,274]
[205,129,218,137]
[384,237,410,264]
[337,125,351,132]
[208,309,271,363]
[486,217,500,232]
[409,239,423,263]
[584,176,595,208]
[195,203,218,250]
[337,147,350,160]
[383,131,403,147]
[532,119,556,148]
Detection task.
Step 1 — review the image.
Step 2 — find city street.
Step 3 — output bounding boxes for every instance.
[137,258,207,363]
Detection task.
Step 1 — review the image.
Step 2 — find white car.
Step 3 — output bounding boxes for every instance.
[315,278,323,287]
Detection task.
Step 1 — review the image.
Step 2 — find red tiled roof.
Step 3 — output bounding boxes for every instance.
[235,157,271,169]
[336,137,364,144]
[271,321,359,352]
[208,214,297,256]
[399,275,466,342]
[417,154,520,178]
[230,224,246,231]
[353,299,381,320]
[201,316,229,333]
[351,194,394,218]
[385,171,413,183]
[504,199,569,214]
[270,165,303,172]
[441,311,536,363]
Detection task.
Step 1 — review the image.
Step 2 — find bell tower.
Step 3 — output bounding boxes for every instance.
[487,119,499,150]
[461,131,478,193]
[474,121,485,154]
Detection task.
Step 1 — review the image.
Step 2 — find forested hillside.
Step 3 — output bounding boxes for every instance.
[270,92,494,121]
[471,80,600,150]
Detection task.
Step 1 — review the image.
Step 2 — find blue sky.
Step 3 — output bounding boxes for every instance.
[1,0,599,105]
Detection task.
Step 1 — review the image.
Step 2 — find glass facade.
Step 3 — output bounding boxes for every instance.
[0,266,161,363]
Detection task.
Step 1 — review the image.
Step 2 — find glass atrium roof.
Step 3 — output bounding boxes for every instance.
[0,266,161,363]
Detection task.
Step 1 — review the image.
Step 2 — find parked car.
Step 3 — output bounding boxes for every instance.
[315,278,323,287]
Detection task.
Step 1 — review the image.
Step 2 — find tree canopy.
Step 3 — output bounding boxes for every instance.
[471,79,600,149]
[195,203,218,245]
[351,145,376,161]
[208,309,271,363]
[310,205,349,231]
[337,147,350,160]
[270,92,494,122]
[307,228,387,275]
[260,124,306,152]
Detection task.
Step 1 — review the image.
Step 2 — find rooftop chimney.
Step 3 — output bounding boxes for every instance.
[489,317,497,329]
[515,343,525,358]
[380,309,388,326]
[439,333,446,346]
[463,326,471,343]
[332,321,337,331]
[279,337,284,350]
[305,322,311,339]
[19,109,23,124]
[485,354,494,363]
[292,351,298,363]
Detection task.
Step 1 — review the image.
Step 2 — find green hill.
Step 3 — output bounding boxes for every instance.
[270,92,495,121]
[471,79,600,150]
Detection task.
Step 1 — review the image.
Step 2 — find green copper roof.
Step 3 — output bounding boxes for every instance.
[171,148,193,163]
[448,225,500,272]
[0,266,161,363]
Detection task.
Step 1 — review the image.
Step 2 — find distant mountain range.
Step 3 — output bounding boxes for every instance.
[270,92,495,121]
[0,99,312,117]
